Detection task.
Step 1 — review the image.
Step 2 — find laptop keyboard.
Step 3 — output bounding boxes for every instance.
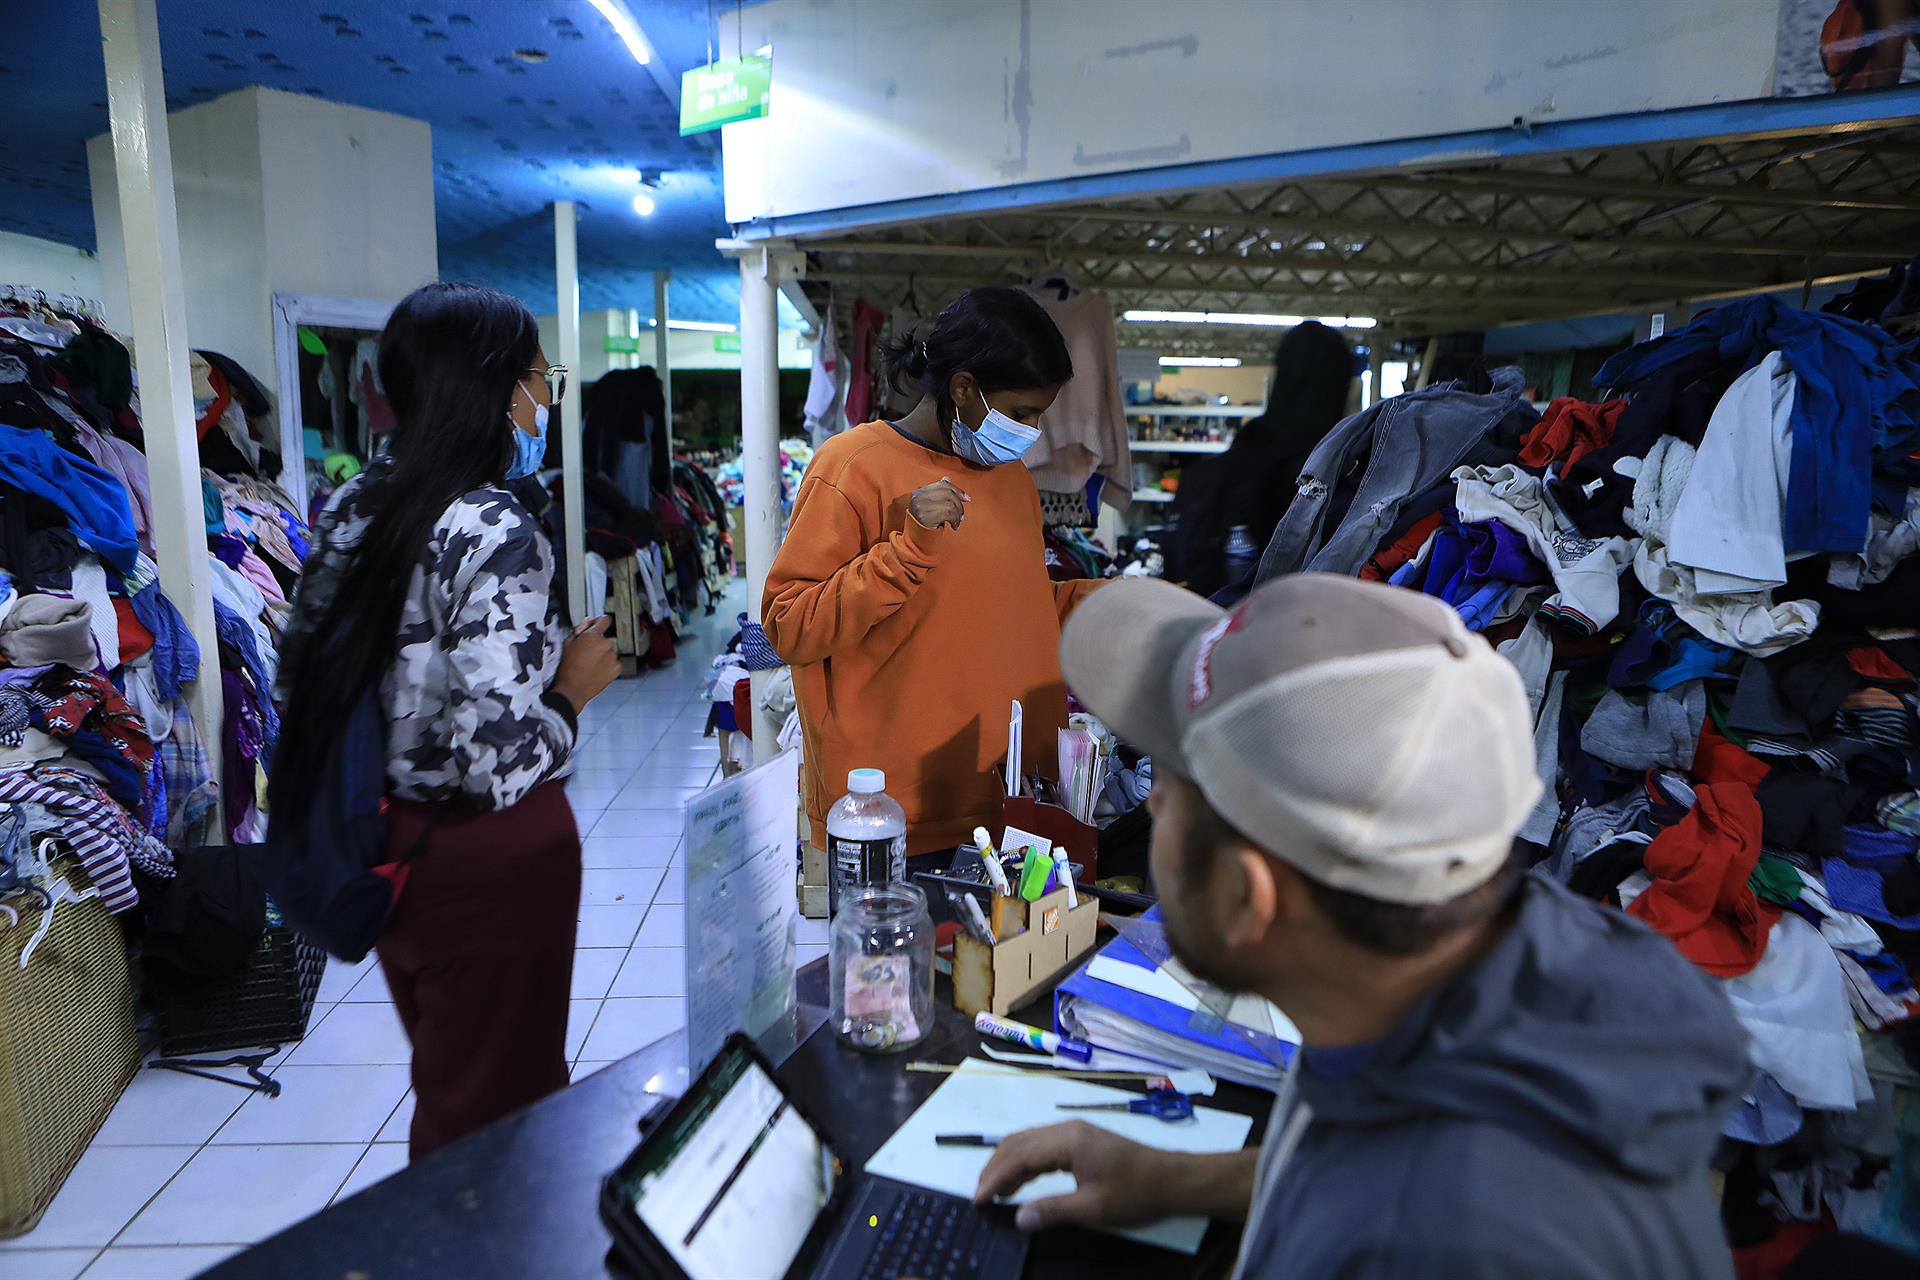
[856,1190,995,1280]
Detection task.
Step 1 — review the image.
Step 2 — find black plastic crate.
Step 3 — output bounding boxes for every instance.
[154,923,325,1057]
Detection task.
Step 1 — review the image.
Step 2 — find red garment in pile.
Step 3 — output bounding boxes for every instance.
[1359,511,1445,583]
[1518,397,1626,474]
[1847,644,1914,684]
[1732,1217,1829,1280]
[112,598,153,664]
[1627,724,1778,977]
[37,669,155,775]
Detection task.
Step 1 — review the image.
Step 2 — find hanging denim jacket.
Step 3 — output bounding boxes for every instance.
[1256,367,1539,583]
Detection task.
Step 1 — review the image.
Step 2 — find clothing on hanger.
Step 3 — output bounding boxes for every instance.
[1023,287,1130,509]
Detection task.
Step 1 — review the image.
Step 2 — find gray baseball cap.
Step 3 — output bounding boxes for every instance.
[1060,574,1542,906]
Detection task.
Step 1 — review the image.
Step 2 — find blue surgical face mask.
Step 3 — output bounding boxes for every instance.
[506,381,549,480]
[950,388,1041,468]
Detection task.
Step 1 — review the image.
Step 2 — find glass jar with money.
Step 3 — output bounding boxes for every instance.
[830,882,933,1053]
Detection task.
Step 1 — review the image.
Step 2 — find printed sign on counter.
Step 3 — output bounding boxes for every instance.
[684,750,801,1072]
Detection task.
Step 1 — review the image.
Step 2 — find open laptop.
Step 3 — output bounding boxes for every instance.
[601,1033,1029,1280]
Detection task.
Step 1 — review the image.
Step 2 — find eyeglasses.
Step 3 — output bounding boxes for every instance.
[526,364,569,403]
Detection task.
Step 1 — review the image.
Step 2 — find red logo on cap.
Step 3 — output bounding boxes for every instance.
[1188,604,1252,710]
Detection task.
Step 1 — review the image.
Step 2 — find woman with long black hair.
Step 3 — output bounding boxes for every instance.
[276,282,619,1159]
[763,286,1104,858]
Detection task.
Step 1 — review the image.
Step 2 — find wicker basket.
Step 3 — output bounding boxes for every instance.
[0,861,140,1238]
[153,922,325,1058]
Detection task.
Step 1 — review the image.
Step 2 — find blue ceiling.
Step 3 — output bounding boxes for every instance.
[0,0,755,323]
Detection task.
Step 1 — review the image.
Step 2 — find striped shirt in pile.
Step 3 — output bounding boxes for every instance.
[0,766,171,914]
[1834,687,1913,752]
[1742,736,1849,776]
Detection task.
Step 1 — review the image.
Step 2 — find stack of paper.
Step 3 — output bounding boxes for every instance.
[1054,932,1299,1091]
[864,1058,1254,1255]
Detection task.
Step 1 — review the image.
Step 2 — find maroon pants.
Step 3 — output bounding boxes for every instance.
[377,781,581,1161]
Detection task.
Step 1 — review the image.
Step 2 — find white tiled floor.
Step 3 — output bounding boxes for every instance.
[0,589,772,1280]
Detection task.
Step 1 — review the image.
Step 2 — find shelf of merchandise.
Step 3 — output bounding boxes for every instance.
[1121,404,1259,450]
[1128,439,1230,454]
[1132,404,1266,418]
[1123,404,1261,529]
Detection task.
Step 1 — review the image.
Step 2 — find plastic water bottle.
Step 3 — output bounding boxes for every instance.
[826,769,907,915]
[1225,524,1258,583]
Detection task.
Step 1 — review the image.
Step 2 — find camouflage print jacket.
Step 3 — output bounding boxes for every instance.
[291,461,575,810]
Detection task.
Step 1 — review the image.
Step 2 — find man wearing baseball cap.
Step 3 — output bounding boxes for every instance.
[976,574,1749,1278]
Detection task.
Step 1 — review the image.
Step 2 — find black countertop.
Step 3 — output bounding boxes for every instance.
[204,959,1267,1280]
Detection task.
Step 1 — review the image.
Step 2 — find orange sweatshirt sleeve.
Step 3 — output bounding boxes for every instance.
[762,477,947,665]
[1052,576,1106,625]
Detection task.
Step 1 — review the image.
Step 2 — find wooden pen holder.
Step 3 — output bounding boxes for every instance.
[951,887,1098,1018]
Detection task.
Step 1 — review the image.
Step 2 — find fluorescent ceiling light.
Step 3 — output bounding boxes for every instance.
[631,192,656,216]
[587,0,651,65]
[1159,356,1241,367]
[667,320,738,333]
[1123,309,1377,330]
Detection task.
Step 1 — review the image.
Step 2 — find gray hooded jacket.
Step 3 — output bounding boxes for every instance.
[1235,875,1749,1280]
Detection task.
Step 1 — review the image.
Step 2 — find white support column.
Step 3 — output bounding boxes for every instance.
[99,0,224,832]
[554,200,587,622]
[652,269,674,459]
[737,247,784,760]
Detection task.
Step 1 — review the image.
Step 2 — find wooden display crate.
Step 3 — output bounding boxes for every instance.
[799,845,828,919]
[951,886,1097,1018]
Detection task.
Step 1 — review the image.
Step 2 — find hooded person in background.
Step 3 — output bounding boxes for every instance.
[976,573,1750,1279]
[1170,321,1353,599]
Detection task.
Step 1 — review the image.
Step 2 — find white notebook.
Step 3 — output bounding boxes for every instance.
[864,1057,1254,1255]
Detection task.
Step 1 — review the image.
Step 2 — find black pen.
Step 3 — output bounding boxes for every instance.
[934,1133,1005,1148]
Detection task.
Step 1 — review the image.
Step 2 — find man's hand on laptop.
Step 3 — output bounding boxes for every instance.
[973,1123,1167,1230]
[973,1122,1257,1232]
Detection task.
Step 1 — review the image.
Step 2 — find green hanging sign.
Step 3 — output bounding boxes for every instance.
[680,54,771,136]
[604,335,641,354]
[714,333,742,353]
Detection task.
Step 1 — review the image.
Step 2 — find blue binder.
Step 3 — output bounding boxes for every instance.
[1052,917,1297,1080]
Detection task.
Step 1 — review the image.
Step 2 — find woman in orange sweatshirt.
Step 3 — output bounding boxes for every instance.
[763,287,1103,856]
